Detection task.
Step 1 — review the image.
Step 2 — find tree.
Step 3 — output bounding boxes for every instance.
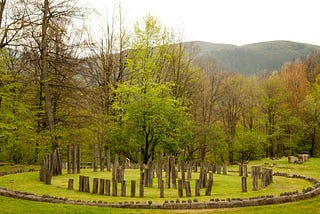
[82,4,130,156]
[112,15,192,163]
[22,0,83,152]
[0,50,35,163]
[280,60,309,110]
[261,72,293,157]
[218,73,249,163]
[191,55,224,162]
[299,75,320,156]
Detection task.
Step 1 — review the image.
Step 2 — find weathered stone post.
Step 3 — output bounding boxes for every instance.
[112,154,119,182]
[99,179,105,195]
[131,180,136,197]
[288,156,295,163]
[195,179,200,196]
[178,179,183,197]
[205,173,213,196]
[160,179,164,198]
[140,172,144,197]
[199,163,207,188]
[84,176,90,193]
[112,180,118,196]
[105,179,110,196]
[252,166,260,191]
[68,178,74,190]
[121,180,126,197]
[92,178,99,194]
[241,176,247,192]
[185,181,192,197]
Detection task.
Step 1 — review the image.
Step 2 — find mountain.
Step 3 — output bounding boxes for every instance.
[186,40,320,75]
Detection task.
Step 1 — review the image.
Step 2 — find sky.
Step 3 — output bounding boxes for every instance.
[82,0,320,46]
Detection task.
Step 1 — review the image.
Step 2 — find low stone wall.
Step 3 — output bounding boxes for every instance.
[0,170,320,209]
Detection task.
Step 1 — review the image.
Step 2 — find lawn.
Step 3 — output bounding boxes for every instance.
[0,157,320,213]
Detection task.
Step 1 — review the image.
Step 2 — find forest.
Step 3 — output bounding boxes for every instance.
[1,0,320,165]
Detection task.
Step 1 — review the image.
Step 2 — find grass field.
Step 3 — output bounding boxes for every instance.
[0,157,320,213]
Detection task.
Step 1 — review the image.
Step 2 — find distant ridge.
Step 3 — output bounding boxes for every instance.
[186,40,320,75]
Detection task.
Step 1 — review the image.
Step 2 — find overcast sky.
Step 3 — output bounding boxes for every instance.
[83,0,320,46]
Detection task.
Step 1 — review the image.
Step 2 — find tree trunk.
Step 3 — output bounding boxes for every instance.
[40,0,56,150]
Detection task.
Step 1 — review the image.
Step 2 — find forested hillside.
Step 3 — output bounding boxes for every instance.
[1,0,320,165]
[188,40,320,75]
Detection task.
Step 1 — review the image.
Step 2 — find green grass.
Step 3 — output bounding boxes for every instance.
[0,157,320,213]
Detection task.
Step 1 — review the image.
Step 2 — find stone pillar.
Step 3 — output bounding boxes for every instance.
[121,180,126,197]
[205,176,213,196]
[99,179,105,195]
[140,172,144,197]
[195,179,200,196]
[241,176,247,192]
[131,180,136,197]
[160,179,164,198]
[68,178,74,190]
[92,178,99,194]
[112,154,119,182]
[288,156,295,163]
[178,180,183,197]
[185,181,191,197]
[252,166,260,191]
[112,180,117,196]
[105,179,110,196]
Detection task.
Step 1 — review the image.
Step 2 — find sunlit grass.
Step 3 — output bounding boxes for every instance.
[0,157,317,204]
[1,157,320,213]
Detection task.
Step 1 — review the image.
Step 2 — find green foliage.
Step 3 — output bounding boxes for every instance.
[0,50,37,163]
[234,130,266,162]
[113,81,192,163]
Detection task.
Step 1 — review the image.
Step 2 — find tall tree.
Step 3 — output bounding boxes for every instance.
[24,0,82,151]
[261,72,292,157]
[112,15,192,163]
[299,75,320,156]
[218,73,249,163]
